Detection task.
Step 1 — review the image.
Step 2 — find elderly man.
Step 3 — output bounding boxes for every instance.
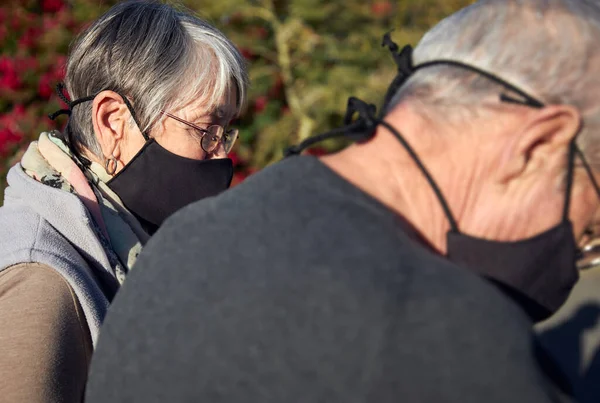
[86,0,600,402]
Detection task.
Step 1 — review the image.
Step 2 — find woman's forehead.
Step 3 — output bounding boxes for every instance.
[179,86,238,120]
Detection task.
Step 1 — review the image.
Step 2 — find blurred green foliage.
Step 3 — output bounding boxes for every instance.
[0,0,475,200]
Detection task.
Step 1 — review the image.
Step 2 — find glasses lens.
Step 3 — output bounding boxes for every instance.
[201,126,224,153]
[578,238,600,270]
[223,129,238,154]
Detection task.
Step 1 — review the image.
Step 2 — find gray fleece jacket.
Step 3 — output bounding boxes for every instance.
[0,164,118,346]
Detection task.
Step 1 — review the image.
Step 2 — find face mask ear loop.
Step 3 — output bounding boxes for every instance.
[575,145,600,202]
[562,141,578,222]
[118,93,150,142]
[381,33,546,111]
[48,83,95,167]
[284,123,363,157]
[378,119,459,233]
[284,97,379,156]
[414,60,545,109]
[290,34,550,233]
[380,33,415,118]
[49,86,149,162]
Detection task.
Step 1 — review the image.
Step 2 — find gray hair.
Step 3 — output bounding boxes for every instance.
[64,0,248,157]
[388,0,600,163]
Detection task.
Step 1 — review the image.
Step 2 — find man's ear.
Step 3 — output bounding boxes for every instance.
[497,105,581,183]
[91,90,131,160]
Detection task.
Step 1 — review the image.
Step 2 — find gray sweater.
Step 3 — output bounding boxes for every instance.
[0,164,118,345]
[87,156,568,403]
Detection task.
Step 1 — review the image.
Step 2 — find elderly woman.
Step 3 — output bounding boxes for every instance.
[0,1,247,402]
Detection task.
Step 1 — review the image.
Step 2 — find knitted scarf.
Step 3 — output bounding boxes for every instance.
[20,131,149,283]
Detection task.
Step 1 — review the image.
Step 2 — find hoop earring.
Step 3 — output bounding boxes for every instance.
[105,156,118,176]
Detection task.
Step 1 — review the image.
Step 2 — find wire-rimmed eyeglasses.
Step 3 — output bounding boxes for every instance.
[162,111,238,154]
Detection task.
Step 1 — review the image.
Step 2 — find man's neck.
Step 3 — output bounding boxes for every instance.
[320,108,476,254]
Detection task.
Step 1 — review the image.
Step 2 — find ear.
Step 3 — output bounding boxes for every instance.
[497,105,581,183]
[91,90,131,160]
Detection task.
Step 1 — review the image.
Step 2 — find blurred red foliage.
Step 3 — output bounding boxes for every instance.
[371,1,394,17]
[0,2,82,195]
[42,0,66,13]
[0,57,22,91]
[0,105,26,157]
[0,1,258,198]
[253,96,268,114]
[305,147,328,157]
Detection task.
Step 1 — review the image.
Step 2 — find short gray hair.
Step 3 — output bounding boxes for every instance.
[65,0,248,157]
[388,0,600,163]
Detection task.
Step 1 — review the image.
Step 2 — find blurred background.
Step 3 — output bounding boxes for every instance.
[0,0,474,200]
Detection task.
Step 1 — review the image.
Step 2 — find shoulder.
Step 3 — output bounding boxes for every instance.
[1,262,74,295]
[0,263,92,403]
[536,267,600,400]
[0,262,91,341]
[0,198,83,271]
[160,156,330,227]
[0,199,61,266]
[90,246,560,403]
[135,157,328,271]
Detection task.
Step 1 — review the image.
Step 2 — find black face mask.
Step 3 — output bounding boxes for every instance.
[106,139,233,235]
[285,34,600,321]
[49,84,234,235]
[447,222,578,321]
[444,140,582,321]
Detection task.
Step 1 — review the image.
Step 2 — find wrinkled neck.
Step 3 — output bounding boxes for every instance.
[321,112,480,254]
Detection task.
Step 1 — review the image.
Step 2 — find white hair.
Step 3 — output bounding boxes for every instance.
[388,0,600,164]
[64,0,248,157]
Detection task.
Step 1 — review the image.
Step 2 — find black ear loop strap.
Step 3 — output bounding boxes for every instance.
[573,146,600,217]
[378,118,460,231]
[285,94,461,232]
[284,98,378,156]
[379,32,544,113]
[381,35,600,226]
[48,83,96,166]
[117,93,149,141]
[48,83,150,162]
[563,142,577,222]
[285,33,598,233]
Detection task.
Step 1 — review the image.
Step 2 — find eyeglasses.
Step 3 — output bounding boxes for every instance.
[578,237,600,270]
[162,111,238,154]
[578,218,600,270]
[573,148,600,270]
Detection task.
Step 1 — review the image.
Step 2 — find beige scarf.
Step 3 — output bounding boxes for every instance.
[21,131,149,283]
